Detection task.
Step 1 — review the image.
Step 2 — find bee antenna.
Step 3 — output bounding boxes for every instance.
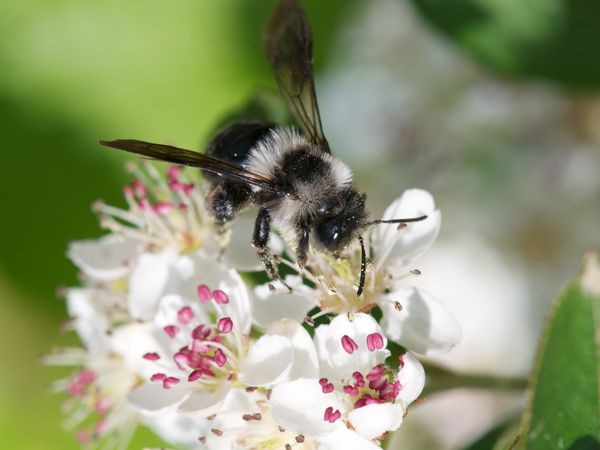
[367,215,428,226]
[357,235,366,297]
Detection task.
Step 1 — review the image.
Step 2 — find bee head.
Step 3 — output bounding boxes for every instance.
[314,188,368,253]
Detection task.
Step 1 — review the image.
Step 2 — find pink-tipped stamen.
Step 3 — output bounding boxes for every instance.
[213,349,227,367]
[151,373,167,382]
[188,369,206,382]
[174,352,191,370]
[164,325,180,338]
[177,306,194,325]
[192,339,210,353]
[213,289,229,304]
[352,371,365,387]
[343,385,359,396]
[366,332,384,352]
[163,376,180,389]
[143,352,160,361]
[181,183,195,196]
[154,201,174,214]
[323,406,341,423]
[366,365,383,381]
[167,166,182,182]
[341,335,358,354]
[94,398,111,414]
[197,284,212,303]
[217,317,233,334]
[319,378,334,393]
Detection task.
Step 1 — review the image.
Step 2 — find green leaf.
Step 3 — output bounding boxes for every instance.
[520,252,600,449]
[410,0,600,88]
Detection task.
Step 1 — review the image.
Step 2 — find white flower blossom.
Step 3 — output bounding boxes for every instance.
[52,162,460,449]
[125,279,318,419]
[254,189,461,355]
[269,314,425,449]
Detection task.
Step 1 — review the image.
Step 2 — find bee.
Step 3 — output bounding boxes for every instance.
[100,0,426,296]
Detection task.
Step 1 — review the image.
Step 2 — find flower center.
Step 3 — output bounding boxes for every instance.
[95,164,215,254]
[312,253,390,314]
[147,285,244,391]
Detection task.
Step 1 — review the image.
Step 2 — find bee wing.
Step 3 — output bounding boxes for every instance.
[264,0,330,153]
[99,139,278,192]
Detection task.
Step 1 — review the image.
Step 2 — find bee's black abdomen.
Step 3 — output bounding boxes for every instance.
[204,120,274,183]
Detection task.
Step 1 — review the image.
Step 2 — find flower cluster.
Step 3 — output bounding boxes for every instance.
[48,163,461,449]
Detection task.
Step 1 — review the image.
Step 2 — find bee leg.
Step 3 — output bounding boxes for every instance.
[206,181,253,253]
[252,208,292,292]
[295,226,310,270]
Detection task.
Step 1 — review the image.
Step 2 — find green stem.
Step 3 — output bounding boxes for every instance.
[422,362,528,397]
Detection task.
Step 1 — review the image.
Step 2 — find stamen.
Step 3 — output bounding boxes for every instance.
[213,290,229,304]
[151,373,166,382]
[319,378,334,393]
[162,376,180,389]
[217,317,233,334]
[94,398,110,414]
[95,418,108,435]
[366,333,384,352]
[142,352,160,361]
[177,306,194,325]
[343,385,359,396]
[323,406,341,423]
[154,202,174,214]
[352,371,365,387]
[211,428,223,437]
[242,413,262,421]
[167,166,182,182]
[399,353,406,368]
[77,430,90,444]
[188,369,206,382]
[213,349,227,367]
[296,435,305,443]
[164,325,180,338]
[174,352,191,370]
[341,335,358,354]
[197,284,212,303]
[366,365,383,381]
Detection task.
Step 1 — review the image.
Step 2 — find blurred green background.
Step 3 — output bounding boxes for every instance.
[1,0,598,449]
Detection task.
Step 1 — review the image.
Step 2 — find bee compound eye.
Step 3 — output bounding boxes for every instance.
[316,219,347,252]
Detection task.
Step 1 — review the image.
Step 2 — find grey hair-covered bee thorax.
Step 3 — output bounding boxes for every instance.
[246,127,355,232]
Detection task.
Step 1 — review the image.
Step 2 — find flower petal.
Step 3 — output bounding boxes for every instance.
[66,288,110,352]
[67,234,142,281]
[347,402,404,440]
[318,425,382,450]
[144,412,210,449]
[270,379,343,437]
[381,287,461,355]
[267,319,319,380]
[238,335,293,386]
[109,323,165,379]
[186,251,252,334]
[252,276,316,329]
[128,249,176,320]
[371,189,441,271]
[176,384,230,416]
[397,352,425,406]
[317,313,390,380]
[127,382,188,415]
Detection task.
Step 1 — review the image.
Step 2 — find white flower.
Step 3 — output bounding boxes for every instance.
[200,388,318,450]
[44,322,155,448]
[269,314,426,449]
[253,189,461,355]
[125,277,318,418]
